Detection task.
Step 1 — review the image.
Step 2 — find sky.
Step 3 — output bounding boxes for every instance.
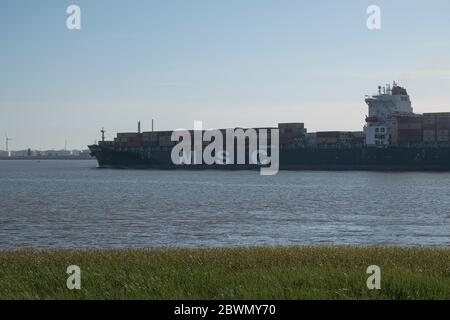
[1,0,450,150]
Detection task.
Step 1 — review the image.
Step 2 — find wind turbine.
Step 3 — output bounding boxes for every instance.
[5,134,12,154]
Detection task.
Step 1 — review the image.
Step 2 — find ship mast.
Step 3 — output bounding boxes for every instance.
[100,127,105,142]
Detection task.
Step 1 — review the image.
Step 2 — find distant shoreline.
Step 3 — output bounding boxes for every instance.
[0,157,94,160]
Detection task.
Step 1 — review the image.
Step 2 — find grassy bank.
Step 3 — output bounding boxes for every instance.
[0,246,448,300]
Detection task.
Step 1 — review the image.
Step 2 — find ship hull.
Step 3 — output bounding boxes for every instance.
[88,145,450,171]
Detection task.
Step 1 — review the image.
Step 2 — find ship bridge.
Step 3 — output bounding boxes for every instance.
[365,82,413,121]
[364,82,414,146]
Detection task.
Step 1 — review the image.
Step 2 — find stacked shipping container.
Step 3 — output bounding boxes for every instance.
[316,131,363,147]
[111,114,450,151]
[391,115,423,144]
[423,114,437,143]
[436,113,450,142]
[115,132,142,147]
[278,123,306,147]
[422,113,450,143]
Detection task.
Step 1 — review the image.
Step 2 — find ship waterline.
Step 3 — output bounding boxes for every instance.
[89,144,450,171]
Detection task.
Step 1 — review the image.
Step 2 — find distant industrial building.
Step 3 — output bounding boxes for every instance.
[9,150,31,157]
[3,149,92,159]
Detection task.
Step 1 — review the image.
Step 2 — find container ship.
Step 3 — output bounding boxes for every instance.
[89,82,450,170]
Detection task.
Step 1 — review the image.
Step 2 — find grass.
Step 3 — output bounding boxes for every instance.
[0,246,448,300]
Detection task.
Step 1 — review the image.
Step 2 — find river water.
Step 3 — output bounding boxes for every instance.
[0,160,448,249]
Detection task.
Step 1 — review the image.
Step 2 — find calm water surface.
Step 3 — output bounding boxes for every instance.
[0,160,449,248]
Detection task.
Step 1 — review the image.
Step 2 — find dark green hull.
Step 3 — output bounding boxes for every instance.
[88,145,450,171]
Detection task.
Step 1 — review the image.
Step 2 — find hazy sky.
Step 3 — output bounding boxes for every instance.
[1,0,450,150]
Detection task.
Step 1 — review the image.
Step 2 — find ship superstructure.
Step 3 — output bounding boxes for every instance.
[364,82,413,146]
